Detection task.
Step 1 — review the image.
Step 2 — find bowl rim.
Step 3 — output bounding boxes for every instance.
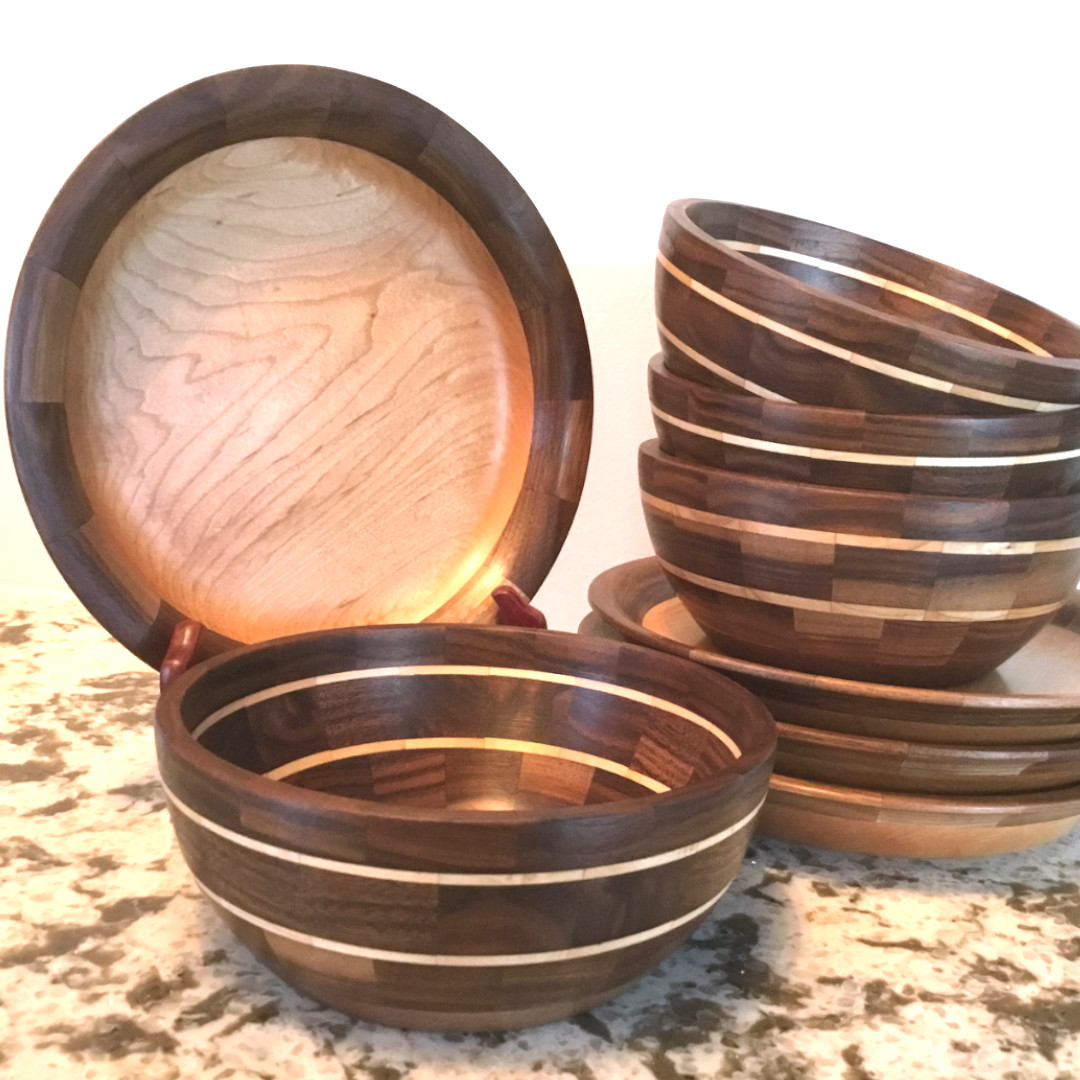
[664,198,1080,371]
[6,64,593,670]
[647,353,1080,451]
[639,437,1080,525]
[775,718,1080,759]
[768,771,1080,819]
[155,622,777,829]
[587,557,1080,714]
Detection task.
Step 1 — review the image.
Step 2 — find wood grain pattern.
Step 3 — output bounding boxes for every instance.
[757,775,1080,858]
[579,611,1080,854]
[640,440,1080,686]
[579,611,1080,795]
[648,355,1080,498]
[770,720,1080,795]
[65,136,532,643]
[155,624,776,1028]
[6,66,592,667]
[586,559,1080,746]
[657,200,1080,415]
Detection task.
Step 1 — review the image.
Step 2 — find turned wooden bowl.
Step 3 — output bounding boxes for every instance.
[648,355,1080,498]
[6,65,592,667]
[579,610,1080,795]
[657,200,1080,416]
[759,775,1080,857]
[155,624,776,1030]
[587,559,1080,746]
[640,440,1080,687]
[772,721,1080,796]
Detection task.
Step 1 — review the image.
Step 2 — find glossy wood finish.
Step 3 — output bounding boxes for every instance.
[579,611,1080,795]
[649,355,1080,498]
[155,624,776,1029]
[758,775,1080,857]
[771,721,1080,795]
[657,200,1080,416]
[6,66,592,668]
[640,440,1080,686]
[586,559,1080,746]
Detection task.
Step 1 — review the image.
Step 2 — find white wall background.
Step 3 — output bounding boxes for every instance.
[2,0,1078,634]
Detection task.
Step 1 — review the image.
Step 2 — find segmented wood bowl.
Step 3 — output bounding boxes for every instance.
[771,721,1080,795]
[759,775,1080,858]
[648,355,1080,498]
[579,610,1080,796]
[640,440,1080,687]
[155,624,776,1029]
[587,559,1080,746]
[657,200,1080,416]
[6,65,592,668]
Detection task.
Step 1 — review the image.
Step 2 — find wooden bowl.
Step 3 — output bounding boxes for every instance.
[640,440,1080,686]
[759,775,1080,857]
[579,611,1080,795]
[586,559,1080,746]
[648,355,1080,498]
[6,65,592,668]
[771,721,1080,796]
[155,624,776,1030]
[657,200,1080,416]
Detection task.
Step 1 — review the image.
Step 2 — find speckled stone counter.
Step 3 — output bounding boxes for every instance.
[2,584,1078,1080]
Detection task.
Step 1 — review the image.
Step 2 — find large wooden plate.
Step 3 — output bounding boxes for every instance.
[587,559,1080,745]
[6,66,592,668]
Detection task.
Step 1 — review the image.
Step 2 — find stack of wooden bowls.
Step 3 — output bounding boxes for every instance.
[594,199,1080,857]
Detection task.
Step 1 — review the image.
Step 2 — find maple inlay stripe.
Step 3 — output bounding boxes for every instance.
[658,557,1068,623]
[160,777,766,885]
[265,737,670,792]
[721,241,1050,356]
[193,875,732,966]
[190,663,742,758]
[656,321,794,401]
[641,492,1080,556]
[656,252,1072,413]
[650,406,1080,469]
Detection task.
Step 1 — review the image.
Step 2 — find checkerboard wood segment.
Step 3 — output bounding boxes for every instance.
[639,442,1080,686]
[657,200,1080,415]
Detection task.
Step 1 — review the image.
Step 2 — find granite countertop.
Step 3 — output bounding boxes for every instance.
[1,585,1078,1080]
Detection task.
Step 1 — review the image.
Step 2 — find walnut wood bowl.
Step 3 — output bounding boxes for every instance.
[648,355,1080,498]
[640,440,1080,687]
[758,774,1080,857]
[579,611,1080,796]
[155,624,775,1030]
[657,200,1080,416]
[6,66,592,668]
[772,722,1080,796]
[587,559,1080,746]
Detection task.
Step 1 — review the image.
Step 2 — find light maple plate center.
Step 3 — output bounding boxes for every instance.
[65,136,534,642]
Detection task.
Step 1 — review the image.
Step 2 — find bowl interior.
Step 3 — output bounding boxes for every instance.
[8,66,592,669]
[170,627,773,815]
[66,136,534,644]
[682,200,1080,356]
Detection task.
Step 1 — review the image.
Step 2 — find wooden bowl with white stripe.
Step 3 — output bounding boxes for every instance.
[648,355,1080,498]
[587,559,1080,747]
[639,440,1080,687]
[579,610,1080,795]
[657,200,1080,416]
[155,623,775,1030]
